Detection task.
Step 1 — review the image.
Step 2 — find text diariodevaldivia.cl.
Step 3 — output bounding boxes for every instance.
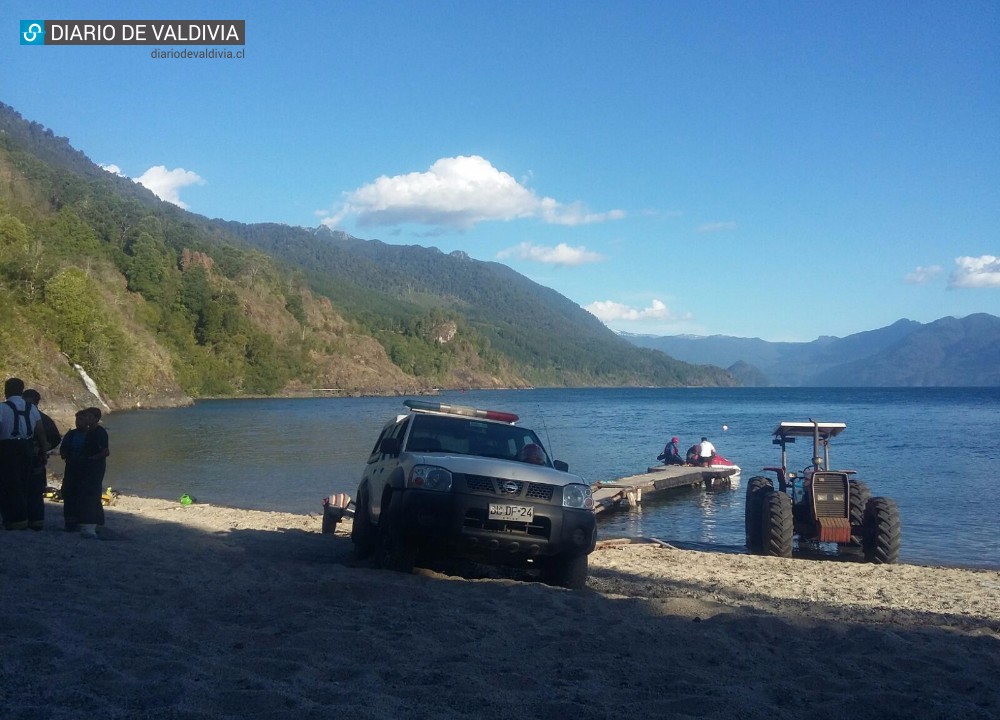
[150,49,245,60]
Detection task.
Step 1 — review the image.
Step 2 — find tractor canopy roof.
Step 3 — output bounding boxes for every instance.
[772,421,847,441]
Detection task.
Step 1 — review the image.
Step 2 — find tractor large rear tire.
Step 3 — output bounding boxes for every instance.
[760,490,793,558]
[863,496,901,564]
[745,476,773,553]
[848,480,871,546]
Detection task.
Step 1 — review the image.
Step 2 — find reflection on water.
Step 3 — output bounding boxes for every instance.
[598,479,741,549]
[68,387,1000,569]
[52,396,406,516]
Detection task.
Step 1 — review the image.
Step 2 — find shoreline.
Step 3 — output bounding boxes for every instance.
[2,495,997,719]
[83,490,1000,573]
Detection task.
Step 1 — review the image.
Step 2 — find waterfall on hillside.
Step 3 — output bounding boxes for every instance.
[73,363,111,410]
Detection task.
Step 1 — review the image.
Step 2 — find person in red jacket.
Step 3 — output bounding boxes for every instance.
[658,436,683,465]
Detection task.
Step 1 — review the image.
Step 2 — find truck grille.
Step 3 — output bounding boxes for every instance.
[463,508,551,539]
[462,474,555,502]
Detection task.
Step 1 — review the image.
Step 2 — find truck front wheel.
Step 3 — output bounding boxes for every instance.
[542,553,589,590]
[375,492,417,573]
[351,485,377,559]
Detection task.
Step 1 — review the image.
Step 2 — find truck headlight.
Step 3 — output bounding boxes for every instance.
[562,483,594,510]
[408,465,452,491]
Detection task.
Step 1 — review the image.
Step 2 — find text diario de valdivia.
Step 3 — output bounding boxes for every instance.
[44,21,245,45]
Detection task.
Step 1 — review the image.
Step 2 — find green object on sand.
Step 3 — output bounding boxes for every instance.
[179,493,195,506]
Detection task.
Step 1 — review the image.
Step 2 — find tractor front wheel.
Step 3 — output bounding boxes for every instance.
[760,490,793,558]
[848,480,871,546]
[745,476,773,553]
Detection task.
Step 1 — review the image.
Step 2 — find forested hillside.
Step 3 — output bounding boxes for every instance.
[0,102,734,414]
[0,103,429,414]
[216,223,730,387]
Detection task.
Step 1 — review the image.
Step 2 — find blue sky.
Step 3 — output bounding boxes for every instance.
[5,1,998,341]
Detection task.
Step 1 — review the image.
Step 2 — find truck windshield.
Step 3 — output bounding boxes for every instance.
[405,414,548,464]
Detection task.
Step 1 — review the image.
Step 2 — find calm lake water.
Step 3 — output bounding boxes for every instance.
[69,387,1000,570]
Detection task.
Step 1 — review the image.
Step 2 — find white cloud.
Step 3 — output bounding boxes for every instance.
[904,265,942,284]
[324,155,624,230]
[948,255,1000,288]
[538,200,625,226]
[585,298,682,323]
[101,164,124,176]
[696,221,737,233]
[134,166,205,209]
[497,241,603,266]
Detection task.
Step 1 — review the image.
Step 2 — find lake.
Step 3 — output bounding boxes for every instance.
[68,387,1000,570]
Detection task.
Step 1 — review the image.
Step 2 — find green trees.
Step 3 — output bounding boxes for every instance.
[125,232,173,299]
[0,142,316,400]
[40,268,130,394]
[0,213,54,302]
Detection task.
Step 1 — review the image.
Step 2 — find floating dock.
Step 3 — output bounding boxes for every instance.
[591,465,739,515]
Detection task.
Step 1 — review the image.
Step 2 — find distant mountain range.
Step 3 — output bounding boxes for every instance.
[620,314,1000,386]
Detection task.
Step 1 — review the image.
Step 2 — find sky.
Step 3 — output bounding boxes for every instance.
[4,1,998,342]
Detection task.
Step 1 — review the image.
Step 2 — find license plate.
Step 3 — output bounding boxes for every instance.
[489,504,533,523]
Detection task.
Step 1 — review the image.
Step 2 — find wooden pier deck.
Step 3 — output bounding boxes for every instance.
[591,465,739,515]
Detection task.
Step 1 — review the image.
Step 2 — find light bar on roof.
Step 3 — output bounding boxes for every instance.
[403,399,519,424]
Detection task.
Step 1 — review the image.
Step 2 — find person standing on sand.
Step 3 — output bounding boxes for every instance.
[698,437,716,467]
[85,408,109,530]
[60,408,109,538]
[0,377,46,530]
[59,410,89,533]
[21,389,61,530]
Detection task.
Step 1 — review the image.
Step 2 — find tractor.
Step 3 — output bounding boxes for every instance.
[745,420,901,563]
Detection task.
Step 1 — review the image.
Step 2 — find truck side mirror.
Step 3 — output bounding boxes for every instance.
[553,460,569,472]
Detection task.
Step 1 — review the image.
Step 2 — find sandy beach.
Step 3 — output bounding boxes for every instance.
[1,495,997,719]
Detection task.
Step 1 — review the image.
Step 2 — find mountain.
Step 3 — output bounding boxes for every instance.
[620,315,1000,386]
[725,360,771,387]
[0,102,734,418]
[620,320,920,385]
[211,222,734,388]
[812,314,1000,386]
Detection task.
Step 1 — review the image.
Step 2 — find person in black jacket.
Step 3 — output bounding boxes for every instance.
[60,408,109,537]
[0,377,46,530]
[22,389,61,530]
